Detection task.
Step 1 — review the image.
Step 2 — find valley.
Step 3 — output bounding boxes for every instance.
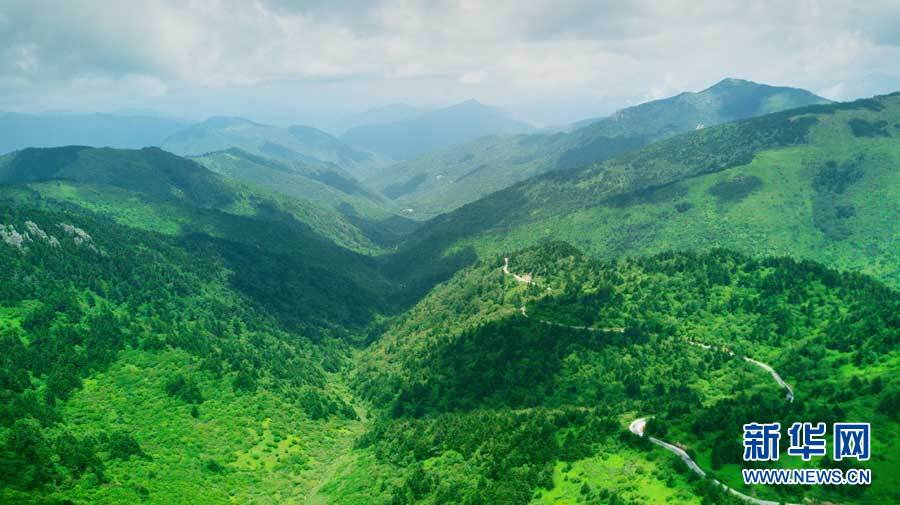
[1,80,898,505]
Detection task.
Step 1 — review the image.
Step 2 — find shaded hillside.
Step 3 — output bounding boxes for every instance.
[0,204,368,503]
[0,146,398,333]
[0,146,234,207]
[0,146,386,253]
[190,149,418,247]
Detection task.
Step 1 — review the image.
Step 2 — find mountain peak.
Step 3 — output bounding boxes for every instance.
[705,77,757,92]
[201,116,263,129]
[451,99,487,109]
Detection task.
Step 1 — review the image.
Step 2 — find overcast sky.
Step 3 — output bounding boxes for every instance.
[2,0,899,127]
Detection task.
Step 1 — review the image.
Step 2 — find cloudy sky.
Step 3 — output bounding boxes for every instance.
[2,0,899,127]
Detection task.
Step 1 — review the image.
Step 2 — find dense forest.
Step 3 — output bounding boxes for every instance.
[350,243,900,504]
[0,204,361,503]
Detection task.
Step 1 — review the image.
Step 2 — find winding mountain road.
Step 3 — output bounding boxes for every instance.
[744,357,795,403]
[502,257,799,505]
[628,343,797,504]
[503,259,623,332]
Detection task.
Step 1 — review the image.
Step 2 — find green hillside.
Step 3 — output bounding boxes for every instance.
[0,146,403,332]
[0,145,391,254]
[394,92,900,296]
[377,78,830,217]
[161,117,392,182]
[353,242,899,505]
[8,228,894,504]
[0,204,378,504]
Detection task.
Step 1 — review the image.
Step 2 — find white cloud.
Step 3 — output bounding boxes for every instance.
[1,0,898,124]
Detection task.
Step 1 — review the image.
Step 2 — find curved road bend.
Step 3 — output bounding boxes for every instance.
[688,341,794,402]
[629,417,798,505]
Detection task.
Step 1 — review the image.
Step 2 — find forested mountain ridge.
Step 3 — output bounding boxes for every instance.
[391,91,900,297]
[161,116,392,182]
[377,78,830,217]
[0,145,404,336]
[0,145,392,254]
[352,242,900,505]
[0,145,234,207]
[572,78,829,139]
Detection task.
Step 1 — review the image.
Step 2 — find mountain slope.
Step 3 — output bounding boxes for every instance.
[0,146,385,253]
[353,242,900,505]
[339,99,533,160]
[190,148,418,247]
[0,146,398,332]
[392,92,900,296]
[0,112,187,154]
[190,148,395,217]
[161,117,392,181]
[379,79,830,217]
[0,203,369,504]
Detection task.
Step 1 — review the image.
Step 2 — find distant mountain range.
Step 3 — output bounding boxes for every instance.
[330,103,423,135]
[0,112,187,154]
[339,99,533,160]
[376,78,830,217]
[391,91,900,298]
[161,116,392,182]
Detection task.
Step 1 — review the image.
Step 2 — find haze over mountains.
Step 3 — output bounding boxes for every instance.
[0,112,187,154]
[375,78,831,217]
[339,99,534,160]
[328,103,423,135]
[159,116,393,182]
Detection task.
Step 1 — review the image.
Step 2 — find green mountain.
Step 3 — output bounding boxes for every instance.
[5,214,895,504]
[339,99,533,161]
[0,112,187,154]
[2,92,899,505]
[352,242,899,504]
[393,92,900,297]
[0,146,388,253]
[0,147,400,326]
[161,117,392,181]
[378,79,830,217]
